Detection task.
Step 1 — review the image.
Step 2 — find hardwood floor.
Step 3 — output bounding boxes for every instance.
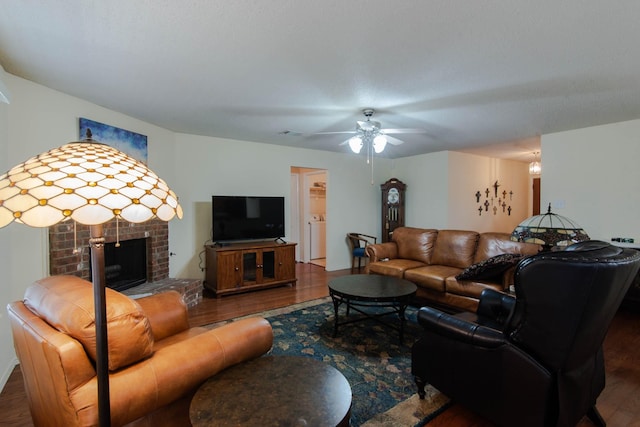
[1,263,639,426]
[187,262,341,327]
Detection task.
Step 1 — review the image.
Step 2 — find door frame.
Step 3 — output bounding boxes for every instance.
[302,171,326,263]
[289,172,301,261]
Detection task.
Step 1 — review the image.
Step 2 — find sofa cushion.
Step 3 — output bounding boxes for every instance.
[24,275,154,371]
[474,232,540,263]
[446,276,504,298]
[369,259,426,278]
[430,230,479,268]
[392,227,438,264]
[405,265,463,292]
[456,253,524,281]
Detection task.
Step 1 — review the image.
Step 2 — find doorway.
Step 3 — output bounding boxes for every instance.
[533,177,541,215]
[290,167,327,268]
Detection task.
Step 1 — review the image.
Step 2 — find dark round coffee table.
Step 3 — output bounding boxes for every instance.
[190,355,352,427]
[328,274,417,344]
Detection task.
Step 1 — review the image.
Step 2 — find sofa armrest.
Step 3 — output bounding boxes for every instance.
[365,242,398,262]
[136,291,190,341]
[417,306,506,348]
[8,301,97,406]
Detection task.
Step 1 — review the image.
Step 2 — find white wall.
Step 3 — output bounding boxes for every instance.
[169,133,390,278]
[542,119,640,243]
[394,151,531,232]
[447,152,530,233]
[392,151,451,228]
[0,66,16,390]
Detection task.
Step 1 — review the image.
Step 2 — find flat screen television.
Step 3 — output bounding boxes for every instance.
[212,195,285,242]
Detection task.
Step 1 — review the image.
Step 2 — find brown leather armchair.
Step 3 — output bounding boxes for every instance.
[412,241,640,427]
[7,275,273,427]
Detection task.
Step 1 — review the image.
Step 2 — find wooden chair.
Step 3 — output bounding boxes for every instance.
[347,233,377,273]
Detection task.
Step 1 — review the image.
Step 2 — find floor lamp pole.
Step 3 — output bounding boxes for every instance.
[89,223,111,427]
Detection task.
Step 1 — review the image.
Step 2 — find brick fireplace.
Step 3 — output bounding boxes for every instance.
[49,218,169,285]
[49,219,203,307]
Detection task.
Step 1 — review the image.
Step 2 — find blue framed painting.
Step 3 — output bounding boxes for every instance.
[79,118,148,163]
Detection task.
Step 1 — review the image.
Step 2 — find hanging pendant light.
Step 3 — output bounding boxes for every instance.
[529,151,541,176]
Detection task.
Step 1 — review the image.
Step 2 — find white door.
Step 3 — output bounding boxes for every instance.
[303,171,326,263]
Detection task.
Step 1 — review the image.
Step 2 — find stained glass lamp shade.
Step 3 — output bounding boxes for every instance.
[0,135,182,426]
[0,140,182,227]
[511,203,589,251]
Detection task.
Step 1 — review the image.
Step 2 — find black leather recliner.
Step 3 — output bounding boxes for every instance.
[411,241,640,427]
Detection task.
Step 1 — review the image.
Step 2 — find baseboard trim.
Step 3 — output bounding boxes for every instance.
[0,357,19,393]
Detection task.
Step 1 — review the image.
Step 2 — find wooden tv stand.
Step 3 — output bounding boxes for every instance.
[204,241,297,297]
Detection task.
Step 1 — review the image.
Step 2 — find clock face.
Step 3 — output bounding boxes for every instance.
[387,187,400,204]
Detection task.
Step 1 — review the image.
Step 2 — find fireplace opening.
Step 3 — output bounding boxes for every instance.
[91,238,148,292]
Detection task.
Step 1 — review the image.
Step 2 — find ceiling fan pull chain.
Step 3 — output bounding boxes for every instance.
[370,152,375,185]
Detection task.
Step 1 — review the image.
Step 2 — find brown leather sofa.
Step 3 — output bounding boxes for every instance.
[366,227,540,311]
[7,275,273,427]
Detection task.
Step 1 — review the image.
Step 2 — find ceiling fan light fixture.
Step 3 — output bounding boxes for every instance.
[357,120,381,132]
[348,136,363,153]
[373,134,387,153]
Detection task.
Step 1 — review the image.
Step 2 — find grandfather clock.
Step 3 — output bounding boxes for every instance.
[381,178,406,243]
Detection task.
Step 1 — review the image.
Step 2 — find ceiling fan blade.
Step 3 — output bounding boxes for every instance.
[385,135,405,146]
[381,128,428,134]
[312,130,356,135]
[338,138,351,146]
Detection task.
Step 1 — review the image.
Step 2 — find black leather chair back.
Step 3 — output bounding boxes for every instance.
[508,241,640,372]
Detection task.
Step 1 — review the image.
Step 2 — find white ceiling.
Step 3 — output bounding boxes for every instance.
[2,1,640,162]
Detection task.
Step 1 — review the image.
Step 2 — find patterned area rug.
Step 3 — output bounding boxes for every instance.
[210,298,451,426]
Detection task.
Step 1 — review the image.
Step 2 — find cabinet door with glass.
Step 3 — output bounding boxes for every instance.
[244,248,277,284]
[260,248,277,283]
[242,250,258,284]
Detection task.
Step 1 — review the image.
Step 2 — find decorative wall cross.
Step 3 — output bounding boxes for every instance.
[473,183,514,218]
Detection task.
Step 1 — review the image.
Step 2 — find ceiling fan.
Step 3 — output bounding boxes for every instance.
[315,108,427,154]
